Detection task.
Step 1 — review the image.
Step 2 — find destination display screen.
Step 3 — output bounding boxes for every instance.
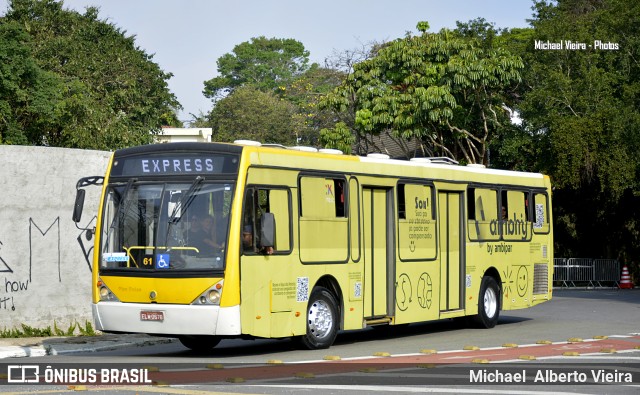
[110,153,240,177]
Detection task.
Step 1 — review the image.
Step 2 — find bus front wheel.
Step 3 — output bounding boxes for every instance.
[300,287,339,350]
[473,276,500,328]
[178,335,221,353]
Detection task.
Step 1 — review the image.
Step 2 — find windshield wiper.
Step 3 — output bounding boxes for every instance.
[105,178,136,248]
[109,178,137,229]
[165,177,204,250]
[168,176,204,223]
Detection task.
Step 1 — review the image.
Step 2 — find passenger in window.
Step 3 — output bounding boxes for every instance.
[189,215,222,253]
[242,224,254,251]
[501,206,508,219]
[242,224,273,255]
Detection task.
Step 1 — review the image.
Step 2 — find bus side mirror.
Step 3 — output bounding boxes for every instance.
[73,189,86,223]
[260,213,276,248]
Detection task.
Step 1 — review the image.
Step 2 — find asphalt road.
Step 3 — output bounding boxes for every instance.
[47,289,640,363]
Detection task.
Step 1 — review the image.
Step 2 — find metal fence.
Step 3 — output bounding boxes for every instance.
[553,258,620,288]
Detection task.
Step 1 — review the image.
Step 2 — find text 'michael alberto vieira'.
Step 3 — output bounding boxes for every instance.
[470,368,633,384]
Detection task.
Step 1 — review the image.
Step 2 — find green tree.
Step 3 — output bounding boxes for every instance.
[482,26,551,171]
[282,64,346,146]
[207,86,301,145]
[201,37,346,146]
[0,19,65,145]
[320,122,354,154]
[317,43,380,154]
[515,0,640,260]
[521,0,638,194]
[2,0,181,149]
[203,36,310,101]
[323,21,523,163]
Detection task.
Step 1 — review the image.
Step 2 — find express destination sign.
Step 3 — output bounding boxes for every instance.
[110,153,239,177]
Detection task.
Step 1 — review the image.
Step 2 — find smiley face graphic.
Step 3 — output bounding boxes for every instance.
[517,266,528,297]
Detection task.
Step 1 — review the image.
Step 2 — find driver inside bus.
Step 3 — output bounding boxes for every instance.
[242,224,273,255]
[189,215,223,254]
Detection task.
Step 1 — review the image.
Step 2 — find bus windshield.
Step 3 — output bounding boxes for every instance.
[100,181,233,273]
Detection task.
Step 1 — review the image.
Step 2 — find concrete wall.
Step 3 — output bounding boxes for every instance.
[0,146,111,331]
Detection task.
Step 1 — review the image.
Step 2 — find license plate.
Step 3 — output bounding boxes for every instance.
[140,311,164,321]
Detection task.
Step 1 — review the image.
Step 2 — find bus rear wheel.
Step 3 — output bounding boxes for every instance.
[473,276,500,328]
[300,287,339,350]
[178,335,221,353]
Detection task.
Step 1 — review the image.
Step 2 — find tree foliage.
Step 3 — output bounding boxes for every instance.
[520,0,639,196]
[0,19,64,145]
[510,0,640,260]
[320,122,354,154]
[1,0,181,149]
[322,20,523,163]
[281,64,346,146]
[207,86,301,145]
[199,38,344,146]
[203,36,311,101]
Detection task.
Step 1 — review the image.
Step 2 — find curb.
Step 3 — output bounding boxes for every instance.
[0,335,175,359]
[0,345,47,359]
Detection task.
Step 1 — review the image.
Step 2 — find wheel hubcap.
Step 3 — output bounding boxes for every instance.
[484,287,497,318]
[308,300,333,339]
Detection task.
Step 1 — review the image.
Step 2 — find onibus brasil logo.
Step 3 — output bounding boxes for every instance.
[6,364,152,384]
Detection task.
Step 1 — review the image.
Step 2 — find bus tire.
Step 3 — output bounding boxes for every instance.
[178,335,221,352]
[300,287,339,350]
[473,276,500,328]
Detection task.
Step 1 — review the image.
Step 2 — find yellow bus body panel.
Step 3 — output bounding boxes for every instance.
[99,276,222,304]
[233,146,553,338]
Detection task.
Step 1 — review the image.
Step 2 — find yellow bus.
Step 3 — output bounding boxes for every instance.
[73,141,553,350]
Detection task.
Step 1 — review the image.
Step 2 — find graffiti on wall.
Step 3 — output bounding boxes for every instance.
[0,146,110,327]
[29,217,61,282]
[0,241,13,273]
[0,217,62,313]
[0,240,16,311]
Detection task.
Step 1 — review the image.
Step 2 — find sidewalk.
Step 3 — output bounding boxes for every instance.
[0,334,175,359]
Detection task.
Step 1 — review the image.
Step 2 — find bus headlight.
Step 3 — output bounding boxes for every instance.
[97,280,119,302]
[99,286,110,299]
[192,281,223,305]
[207,290,221,304]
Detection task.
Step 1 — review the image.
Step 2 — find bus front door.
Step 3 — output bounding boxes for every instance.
[363,187,394,320]
[438,191,465,313]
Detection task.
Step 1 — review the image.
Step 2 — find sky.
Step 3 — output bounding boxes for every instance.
[0,0,536,122]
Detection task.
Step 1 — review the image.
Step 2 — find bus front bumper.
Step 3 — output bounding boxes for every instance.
[92,302,241,336]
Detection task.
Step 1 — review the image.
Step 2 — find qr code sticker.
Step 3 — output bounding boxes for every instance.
[534,203,544,229]
[354,282,362,298]
[297,277,309,302]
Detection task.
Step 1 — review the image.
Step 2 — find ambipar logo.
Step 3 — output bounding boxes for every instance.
[7,365,40,383]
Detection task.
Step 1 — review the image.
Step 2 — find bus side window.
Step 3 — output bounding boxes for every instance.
[397,183,406,219]
[504,189,530,241]
[334,179,345,217]
[242,187,291,254]
[467,187,476,220]
[533,192,550,234]
[397,182,437,261]
[467,187,499,241]
[299,175,349,263]
[500,190,508,219]
[242,189,259,253]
